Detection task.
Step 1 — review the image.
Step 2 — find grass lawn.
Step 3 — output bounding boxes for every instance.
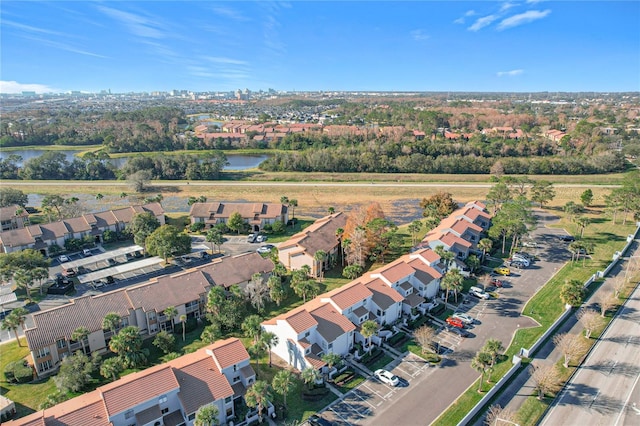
[333,372,366,394]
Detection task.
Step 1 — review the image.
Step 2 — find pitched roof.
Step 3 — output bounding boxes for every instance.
[0,205,28,221]
[200,252,274,288]
[189,202,286,220]
[309,303,356,342]
[125,269,210,313]
[364,278,404,310]
[278,212,346,256]
[326,282,372,310]
[375,260,416,284]
[207,337,251,370]
[284,309,318,334]
[407,258,442,283]
[175,357,234,415]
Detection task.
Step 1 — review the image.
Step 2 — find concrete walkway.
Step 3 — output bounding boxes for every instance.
[470,237,640,425]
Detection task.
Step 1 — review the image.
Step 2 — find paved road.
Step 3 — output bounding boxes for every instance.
[320,210,574,425]
[540,278,640,426]
[8,181,620,189]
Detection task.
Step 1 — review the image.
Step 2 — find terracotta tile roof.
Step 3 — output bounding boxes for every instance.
[298,338,312,348]
[176,357,234,415]
[376,260,415,284]
[125,269,210,313]
[310,303,356,342]
[440,232,472,249]
[208,337,251,370]
[278,212,346,256]
[450,219,482,235]
[200,253,274,288]
[305,354,327,369]
[43,394,109,426]
[4,412,45,426]
[189,202,286,220]
[327,282,372,310]
[458,206,491,222]
[364,278,403,310]
[285,309,318,334]
[409,248,440,264]
[101,366,180,416]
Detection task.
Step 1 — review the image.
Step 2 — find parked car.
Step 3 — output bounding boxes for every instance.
[490,277,505,287]
[521,240,538,248]
[61,268,76,277]
[105,276,115,284]
[510,261,526,269]
[514,252,534,261]
[307,414,333,426]
[374,369,400,386]
[446,325,470,338]
[256,235,268,243]
[446,317,465,328]
[58,255,70,263]
[256,244,275,254]
[198,251,210,259]
[247,233,257,243]
[134,251,143,258]
[469,286,490,300]
[558,235,576,242]
[493,267,511,276]
[511,255,530,266]
[0,309,13,321]
[83,249,93,257]
[107,258,118,266]
[452,313,475,324]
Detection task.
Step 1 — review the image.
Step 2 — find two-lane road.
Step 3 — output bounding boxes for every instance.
[540,281,640,426]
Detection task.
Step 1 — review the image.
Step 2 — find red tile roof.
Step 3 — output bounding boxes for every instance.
[327,282,372,310]
[207,337,251,370]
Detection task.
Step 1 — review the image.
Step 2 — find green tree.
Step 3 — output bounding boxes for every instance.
[560,279,584,307]
[153,330,175,354]
[145,225,191,262]
[71,326,90,355]
[163,305,178,331]
[194,404,219,426]
[242,315,263,344]
[180,314,187,341]
[272,369,295,410]
[267,275,286,306]
[407,220,423,246]
[128,169,152,193]
[471,351,492,392]
[109,326,148,368]
[465,255,480,274]
[41,194,65,219]
[580,189,594,207]
[288,199,298,221]
[441,268,464,304]
[434,245,455,273]
[420,191,457,220]
[245,380,273,424]
[261,331,279,367]
[227,212,245,234]
[102,312,122,336]
[127,212,160,249]
[574,215,590,239]
[1,310,24,346]
[478,238,493,262]
[361,320,378,353]
[482,339,504,382]
[301,367,321,390]
[485,182,512,214]
[54,351,99,393]
[322,352,342,379]
[563,201,584,222]
[291,279,319,303]
[100,356,124,381]
[342,264,363,279]
[0,188,28,207]
[530,180,555,208]
[206,228,224,254]
[313,249,327,280]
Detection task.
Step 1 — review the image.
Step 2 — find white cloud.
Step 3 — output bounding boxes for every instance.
[2,20,66,37]
[22,35,108,58]
[410,29,429,41]
[497,69,524,77]
[500,2,517,12]
[211,6,249,21]
[0,81,60,94]
[465,10,477,17]
[454,9,476,24]
[498,9,551,30]
[204,57,248,66]
[97,6,165,39]
[468,15,499,31]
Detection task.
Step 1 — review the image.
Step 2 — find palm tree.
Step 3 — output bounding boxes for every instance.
[102,312,121,336]
[272,370,295,410]
[261,331,279,367]
[335,227,345,266]
[1,310,23,346]
[301,367,321,390]
[242,315,263,344]
[328,207,335,214]
[163,306,178,332]
[194,404,219,426]
[100,357,124,381]
[206,228,224,254]
[360,320,378,353]
[434,245,455,273]
[288,199,298,221]
[482,339,504,382]
[180,314,187,341]
[322,352,342,380]
[245,380,272,424]
[11,307,29,332]
[71,326,90,354]
[441,269,463,304]
[574,215,590,239]
[471,351,492,392]
[313,250,327,280]
[478,238,493,262]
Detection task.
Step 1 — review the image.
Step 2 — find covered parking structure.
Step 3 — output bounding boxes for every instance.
[77,257,164,285]
[60,245,144,270]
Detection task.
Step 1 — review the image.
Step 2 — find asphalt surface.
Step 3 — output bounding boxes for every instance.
[320,210,577,425]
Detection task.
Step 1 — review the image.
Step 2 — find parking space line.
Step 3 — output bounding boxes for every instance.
[328,407,355,426]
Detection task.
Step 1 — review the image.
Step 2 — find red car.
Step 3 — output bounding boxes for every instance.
[490,278,505,287]
[446,317,465,329]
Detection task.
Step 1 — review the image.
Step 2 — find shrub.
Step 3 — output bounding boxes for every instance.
[4,360,33,383]
[102,229,117,243]
[189,222,205,233]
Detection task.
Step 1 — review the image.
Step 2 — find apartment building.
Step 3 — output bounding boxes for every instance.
[0,205,29,231]
[8,338,260,426]
[189,202,288,233]
[277,212,347,277]
[0,203,165,255]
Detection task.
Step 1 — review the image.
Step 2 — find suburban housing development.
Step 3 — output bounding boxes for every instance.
[7,337,263,426]
[189,202,288,232]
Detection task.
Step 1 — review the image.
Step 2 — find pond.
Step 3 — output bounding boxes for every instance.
[0,149,269,170]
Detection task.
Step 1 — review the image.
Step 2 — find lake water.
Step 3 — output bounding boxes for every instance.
[0,149,268,170]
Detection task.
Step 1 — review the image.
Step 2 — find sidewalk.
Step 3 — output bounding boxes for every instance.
[470,237,640,425]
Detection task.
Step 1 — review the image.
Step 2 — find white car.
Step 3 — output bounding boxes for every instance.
[511,256,530,267]
[522,241,538,248]
[256,235,268,243]
[470,288,490,300]
[374,369,399,386]
[58,255,70,263]
[452,313,475,324]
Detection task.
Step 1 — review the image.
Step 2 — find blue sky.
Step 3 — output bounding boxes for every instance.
[1,1,639,94]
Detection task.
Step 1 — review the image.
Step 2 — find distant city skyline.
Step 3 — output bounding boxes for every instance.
[1,1,639,94]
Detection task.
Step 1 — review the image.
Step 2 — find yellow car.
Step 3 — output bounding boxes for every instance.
[493,267,511,276]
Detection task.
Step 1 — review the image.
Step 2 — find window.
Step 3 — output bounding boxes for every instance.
[148,311,156,320]
[233,376,240,383]
[161,408,169,414]
[226,407,233,416]
[188,413,196,421]
[158,394,167,404]
[233,364,237,372]
[304,331,310,338]
[376,309,382,316]
[225,396,232,404]
[56,339,66,349]
[38,360,53,372]
[125,409,134,419]
[328,343,333,350]
[37,347,50,358]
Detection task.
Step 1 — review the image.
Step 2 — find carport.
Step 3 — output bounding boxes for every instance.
[77,256,164,284]
[60,245,144,269]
